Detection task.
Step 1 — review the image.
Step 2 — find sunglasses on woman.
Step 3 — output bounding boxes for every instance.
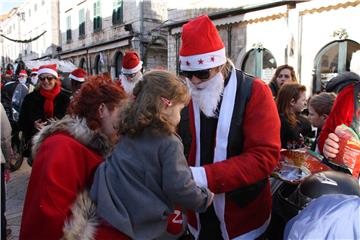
[180,69,211,80]
[39,76,55,81]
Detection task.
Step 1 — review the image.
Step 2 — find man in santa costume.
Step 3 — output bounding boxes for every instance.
[119,50,143,95]
[69,67,88,95]
[178,15,281,239]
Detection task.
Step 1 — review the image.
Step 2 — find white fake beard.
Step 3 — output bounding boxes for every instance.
[31,76,38,85]
[19,78,27,85]
[187,72,225,117]
[120,75,141,95]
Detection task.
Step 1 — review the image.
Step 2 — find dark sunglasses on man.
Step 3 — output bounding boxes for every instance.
[122,72,137,78]
[39,76,55,81]
[180,69,211,80]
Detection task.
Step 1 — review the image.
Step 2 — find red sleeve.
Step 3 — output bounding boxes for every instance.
[20,133,101,239]
[204,79,281,193]
[318,85,355,154]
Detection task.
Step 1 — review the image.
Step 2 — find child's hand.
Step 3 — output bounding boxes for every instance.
[34,119,48,131]
[323,132,340,159]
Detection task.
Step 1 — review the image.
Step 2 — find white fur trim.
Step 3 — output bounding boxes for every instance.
[122,61,143,74]
[69,74,85,82]
[38,68,58,78]
[180,48,226,71]
[191,64,237,239]
[31,71,38,74]
[189,167,208,188]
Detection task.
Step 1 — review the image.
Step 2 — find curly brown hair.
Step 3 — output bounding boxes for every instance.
[119,70,190,136]
[270,64,298,86]
[67,74,127,130]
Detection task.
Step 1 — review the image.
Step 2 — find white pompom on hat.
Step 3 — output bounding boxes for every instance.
[38,64,58,78]
[69,68,88,82]
[179,15,226,71]
[122,51,143,74]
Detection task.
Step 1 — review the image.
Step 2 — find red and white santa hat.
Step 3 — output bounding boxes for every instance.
[69,68,87,82]
[38,64,58,78]
[31,68,38,75]
[19,69,28,77]
[122,51,143,74]
[179,15,226,71]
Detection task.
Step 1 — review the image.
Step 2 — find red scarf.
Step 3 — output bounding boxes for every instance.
[39,81,61,118]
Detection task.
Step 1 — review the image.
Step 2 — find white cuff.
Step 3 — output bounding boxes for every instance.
[190,166,208,188]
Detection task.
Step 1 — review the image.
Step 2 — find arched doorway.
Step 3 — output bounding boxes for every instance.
[313,39,360,93]
[241,48,277,84]
[114,51,123,78]
[79,57,88,73]
[94,54,103,74]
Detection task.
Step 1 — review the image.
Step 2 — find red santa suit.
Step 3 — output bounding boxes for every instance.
[178,15,281,239]
[19,116,128,240]
[318,83,355,153]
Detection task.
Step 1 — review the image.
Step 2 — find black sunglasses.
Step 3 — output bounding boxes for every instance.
[180,69,211,80]
[39,76,55,81]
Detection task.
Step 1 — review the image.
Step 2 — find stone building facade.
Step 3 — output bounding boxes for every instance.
[166,0,360,95]
[59,0,168,80]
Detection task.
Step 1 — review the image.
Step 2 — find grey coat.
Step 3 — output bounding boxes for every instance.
[90,128,211,240]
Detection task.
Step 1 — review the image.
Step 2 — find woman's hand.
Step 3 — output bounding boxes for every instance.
[34,119,48,131]
[323,132,340,159]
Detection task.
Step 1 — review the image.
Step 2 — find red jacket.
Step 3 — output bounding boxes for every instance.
[186,72,281,239]
[318,84,355,153]
[20,116,128,240]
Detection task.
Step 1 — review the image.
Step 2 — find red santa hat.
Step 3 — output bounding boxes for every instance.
[179,15,226,71]
[5,69,13,75]
[19,69,28,77]
[31,68,38,75]
[122,51,143,74]
[69,68,87,82]
[37,64,58,78]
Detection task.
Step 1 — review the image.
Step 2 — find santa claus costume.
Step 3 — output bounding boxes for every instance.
[118,51,143,95]
[178,15,281,239]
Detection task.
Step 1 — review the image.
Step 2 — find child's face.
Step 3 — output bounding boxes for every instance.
[308,105,326,128]
[163,103,185,127]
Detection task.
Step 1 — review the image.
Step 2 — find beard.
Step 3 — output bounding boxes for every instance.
[120,74,142,95]
[187,72,225,117]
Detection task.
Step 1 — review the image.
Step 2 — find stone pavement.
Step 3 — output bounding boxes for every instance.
[5,160,31,240]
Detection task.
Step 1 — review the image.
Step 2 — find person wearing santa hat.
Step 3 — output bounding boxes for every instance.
[320,50,360,171]
[18,64,70,164]
[119,50,143,95]
[177,15,281,239]
[69,68,88,95]
[28,68,39,92]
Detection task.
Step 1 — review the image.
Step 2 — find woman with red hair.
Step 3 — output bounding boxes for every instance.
[20,74,129,239]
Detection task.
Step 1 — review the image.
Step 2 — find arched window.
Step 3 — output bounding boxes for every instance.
[79,57,88,72]
[313,39,360,93]
[241,48,277,84]
[114,51,123,78]
[94,54,103,74]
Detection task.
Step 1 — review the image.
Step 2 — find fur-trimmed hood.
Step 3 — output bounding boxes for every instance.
[32,115,113,158]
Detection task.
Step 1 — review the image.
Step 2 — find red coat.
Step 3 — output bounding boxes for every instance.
[20,116,128,240]
[186,72,281,239]
[318,84,355,153]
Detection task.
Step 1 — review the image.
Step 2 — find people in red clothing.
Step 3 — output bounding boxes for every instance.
[19,75,128,239]
[118,50,143,95]
[319,50,360,158]
[177,15,281,239]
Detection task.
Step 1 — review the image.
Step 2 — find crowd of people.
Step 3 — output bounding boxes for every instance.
[1,14,360,240]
